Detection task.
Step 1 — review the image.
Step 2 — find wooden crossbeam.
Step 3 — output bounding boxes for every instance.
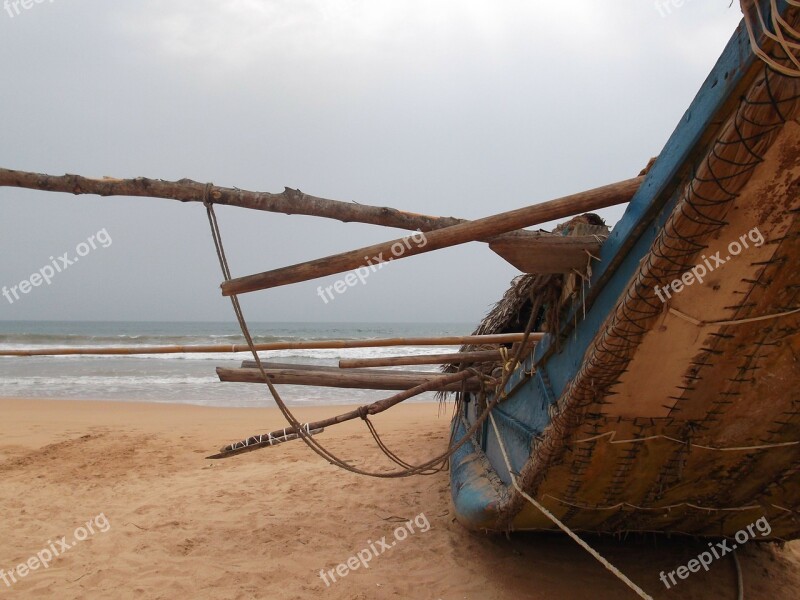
[0,167,542,243]
[221,176,642,295]
[216,367,486,392]
[337,349,514,369]
[0,333,537,357]
[238,361,440,378]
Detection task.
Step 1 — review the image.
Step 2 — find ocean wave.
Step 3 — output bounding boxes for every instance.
[0,333,300,346]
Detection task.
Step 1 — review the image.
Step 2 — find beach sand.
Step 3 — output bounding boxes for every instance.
[0,398,798,599]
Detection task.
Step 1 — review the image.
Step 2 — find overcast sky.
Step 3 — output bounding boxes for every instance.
[0,0,744,323]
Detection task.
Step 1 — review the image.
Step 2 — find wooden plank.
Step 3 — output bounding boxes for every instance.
[216,367,485,392]
[489,235,603,273]
[221,176,643,295]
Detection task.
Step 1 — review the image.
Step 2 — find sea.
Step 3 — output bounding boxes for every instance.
[0,321,474,407]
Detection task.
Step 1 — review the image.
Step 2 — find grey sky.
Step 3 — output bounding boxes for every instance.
[0,1,743,323]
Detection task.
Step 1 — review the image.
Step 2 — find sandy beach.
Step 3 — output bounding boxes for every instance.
[0,397,798,599]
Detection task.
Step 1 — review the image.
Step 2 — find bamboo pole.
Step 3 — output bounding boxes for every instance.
[338,349,518,368]
[0,333,538,357]
[0,167,540,241]
[222,176,643,295]
[216,367,485,392]
[209,369,474,458]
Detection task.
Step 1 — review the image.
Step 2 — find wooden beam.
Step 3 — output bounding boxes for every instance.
[221,176,643,295]
[216,367,486,392]
[209,369,474,458]
[0,333,537,357]
[0,167,543,242]
[239,361,441,378]
[338,349,513,369]
[0,168,626,272]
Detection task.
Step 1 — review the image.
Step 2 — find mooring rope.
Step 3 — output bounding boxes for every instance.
[733,550,745,600]
[487,411,654,600]
[668,306,800,327]
[202,189,541,478]
[741,0,800,78]
[572,430,800,452]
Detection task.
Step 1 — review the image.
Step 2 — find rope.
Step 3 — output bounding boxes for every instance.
[202,192,542,478]
[668,306,800,327]
[572,430,800,452]
[733,550,745,600]
[741,0,800,78]
[540,495,769,513]
[488,411,654,600]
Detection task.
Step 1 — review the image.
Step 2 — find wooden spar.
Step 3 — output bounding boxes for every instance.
[0,168,621,272]
[209,369,474,458]
[0,333,537,357]
[0,167,539,242]
[338,349,521,368]
[238,361,444,377]
[221,176,643,295]
[216,367,486,392]
[212,427,326,455]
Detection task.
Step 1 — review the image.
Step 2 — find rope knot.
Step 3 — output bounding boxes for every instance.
[357,406,370,420]
[202,182,214,207]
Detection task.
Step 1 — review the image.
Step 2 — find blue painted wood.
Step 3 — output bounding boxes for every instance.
[528,0,790,397]
[449,415,508,528]
[450,0,792,529]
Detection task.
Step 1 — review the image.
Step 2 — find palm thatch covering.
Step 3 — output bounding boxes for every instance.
[438,214,609,389]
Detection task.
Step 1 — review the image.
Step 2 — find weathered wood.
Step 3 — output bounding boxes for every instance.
[216,367,485,392]
[239,361,439,378]
[338,349,513,369]
[208,427,325,457]
[209,369,474,458]
[0,333,537,357]
[222,176,643,295]
[0,167,545,243]
[489,235,604,273]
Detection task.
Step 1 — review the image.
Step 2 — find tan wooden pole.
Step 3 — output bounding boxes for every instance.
[222,176,642,295]
[0,333,541,357]
[209,369,474,459]
[0,167,539,241]
[338,348,524,368]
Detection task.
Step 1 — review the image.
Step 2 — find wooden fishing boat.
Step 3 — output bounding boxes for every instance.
[1,1,797,554]
[448,0,800,539]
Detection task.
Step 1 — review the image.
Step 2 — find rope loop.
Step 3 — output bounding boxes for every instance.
[202,182,214,207]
